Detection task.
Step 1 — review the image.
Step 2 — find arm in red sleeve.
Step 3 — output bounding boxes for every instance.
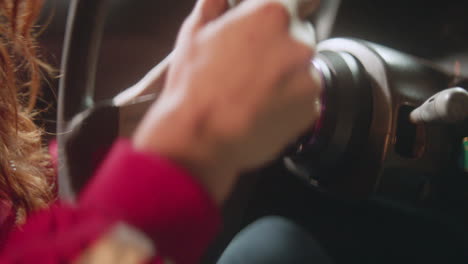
[0,139,221,264]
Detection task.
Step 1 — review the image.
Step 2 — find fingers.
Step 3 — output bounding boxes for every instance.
[249,1,291,32]
[230,0,321,18]
[222,1,315,87]
[284,38,321,93]
[182,0,320,40]
[264,36,314,84]
[279,62,323,130]
[273,37,322,120]
[235,0,316,47]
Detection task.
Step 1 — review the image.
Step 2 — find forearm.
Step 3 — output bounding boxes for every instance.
[0,139,221,264]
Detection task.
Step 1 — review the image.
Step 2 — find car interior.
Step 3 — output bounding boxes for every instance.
[39,0,468,263]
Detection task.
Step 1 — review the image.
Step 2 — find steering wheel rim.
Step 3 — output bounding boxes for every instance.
[57,0,110,200]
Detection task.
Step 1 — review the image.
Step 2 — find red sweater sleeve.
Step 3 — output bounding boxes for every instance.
[0,139,221,264]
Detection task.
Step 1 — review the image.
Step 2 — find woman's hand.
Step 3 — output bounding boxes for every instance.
[133,0,322,204]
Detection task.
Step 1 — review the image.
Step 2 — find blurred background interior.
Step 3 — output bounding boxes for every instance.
[39,0,468,136]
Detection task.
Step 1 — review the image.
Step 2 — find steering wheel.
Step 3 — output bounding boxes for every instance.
[57,1,468,263]
[57,0,467,201]
[56,0,344,200]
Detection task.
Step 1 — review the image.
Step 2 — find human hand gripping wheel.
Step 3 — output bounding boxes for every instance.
[61,0,467,203]
[131,0,323,204]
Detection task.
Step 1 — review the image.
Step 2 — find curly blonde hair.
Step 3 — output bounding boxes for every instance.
[0,0,54,223]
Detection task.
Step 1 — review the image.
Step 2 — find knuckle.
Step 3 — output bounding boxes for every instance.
[293,41,314,60]
[286,41,314,65]
[257,2,290,28]
[178,14,198,37]
[311,67,324,97]
[195,0,228,24]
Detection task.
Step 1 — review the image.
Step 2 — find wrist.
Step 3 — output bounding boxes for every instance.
[132,105,239,204]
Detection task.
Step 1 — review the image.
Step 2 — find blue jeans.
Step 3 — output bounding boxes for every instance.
[217,216,334,264]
